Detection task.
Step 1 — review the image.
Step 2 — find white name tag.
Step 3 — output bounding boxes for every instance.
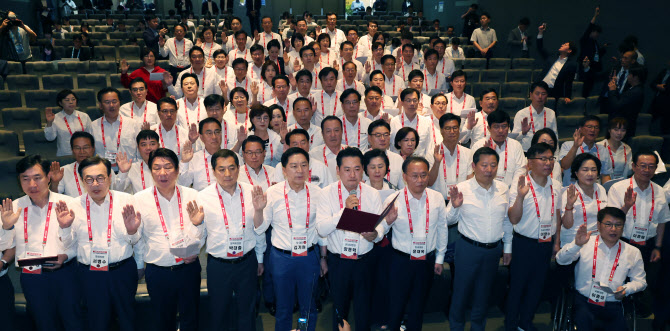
[105,151,117,167]
[292,235,308,257]
[227,234,244,258]
[410,237,427,260]
[538,220,552,243]
[340,236,359,260]
[90,247,109,271]
[588,282,607,307]
[630,226,648,245]
[23,251,42,274]
[170,235,185,263]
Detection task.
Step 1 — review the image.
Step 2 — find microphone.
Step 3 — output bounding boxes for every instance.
[349,190,358,210]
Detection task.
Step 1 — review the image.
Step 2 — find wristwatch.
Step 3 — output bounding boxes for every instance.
[0,259,8,271]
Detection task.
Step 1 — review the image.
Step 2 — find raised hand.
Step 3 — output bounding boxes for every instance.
[381,112,391,123]
[205,58,213,68]
[49,161,64,183]
[122,204,141,235]
[221,31,228,44]
[582,56,590,69]
[158,34,165,47]
[163,71,173,86]
[1,198,20,230]
[362,230,377,242]
[254,30,260,42]
[288,74,297,91]
[566,184,578,207]
[517,175,530,197]
[141,121,151,131]
[219,79,228,96]
[195,37,202,47]
[308,95,317,112]
[573,128,585,147]
[181,140,194,163]
[449,185,464,208]
[186,200,204,226]
[364,60,371,74]
[538,23,546,33]
[45,107,55,125]
[250,81,259,96]
[120,59,129,73]
[395,58,402,71]
[188,123,199,143]
[252,185,267,211]
[332,60,339,72]
[279,121,288,143]
[283,49,289,61]
[385,204,398,225]
[55,200,75,229]
[293,58,301,72]
[608,76,617,91]
[433,144,444,164]
[574,223,593,246]
[466,110,478,130]
[623,186,637,210]
[520,117,531,135]
[237,125,247,141]
[116,152,132,174]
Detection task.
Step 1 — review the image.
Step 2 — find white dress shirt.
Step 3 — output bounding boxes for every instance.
[316,181,383,255]
[135,186,202,266]
[200,41,222,62]
[215,65,234,85]
[13,193,77,266]
[224,35,253,53]
[512,105,558,151]
[543,56,568,88]
[430,144,473,200]
[341,115,371,151]
[596,140,632,180]
[57,161,122,197]
[395,59,420,82]
[175,96,207,128]
[335,79,366,95]
[471,137,527,187]
[222,109,252,131]
[257,31,283,56]
[196,182,266,262]
[119,100,158,125]
[319,50,340,68]
[337,57,365,82]
[88,115,140,163]
[322,27,346,50]
[238,164,275,191]
[312,90,343,127]
[169,66,218,98]
[116,160,153,194]
[422,70,448,95]
[256,80,273,105]
[151,123,189,159]
[247,63,263,82]
[0,228,14,277]
[357,34,374,54]
[556,235,646,302]
[444,47,466,60]
[228,47,252,66]
[178,149,217,191]
[559,141,613,187]
[446,178,513,252]
[291,65,322,90]
[390,113,435,159]
[288,123,324,147]
[257,182,324,250]
[310,144,346,180]
[379,188,448,264]
[437,58,457,77]
[362,150,406,190]
[508,173,563,241]
[271,160,333,189]
[384,74,406,97]
[560,183,608,247]
[393,93,431,116]
[444,92,477,117]
[44,110,92,157]
[160,37,193,68]
[59,191,141,265]
[465,111,490,144]
[608,177,670,241]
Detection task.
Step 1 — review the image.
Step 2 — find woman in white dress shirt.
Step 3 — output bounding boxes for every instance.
[530,128,562,183]
[248,105,283,167]
[269,104,288,145]
[44,89,93,157]
[597,117,632,180]
[196,26,222,63]
[363,148,399,191]
[317,33,338,68]
[285,33,305,75]
[257,61,279,105]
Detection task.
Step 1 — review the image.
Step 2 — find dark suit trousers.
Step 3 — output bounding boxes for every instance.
[207,252,258,331]
[145,261,201,331]
[328,251,374,331]
[0,274,14,331]
[387,249,436,331]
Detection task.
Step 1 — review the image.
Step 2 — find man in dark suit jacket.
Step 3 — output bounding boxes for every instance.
[201,0,219,16]
[66,34,91,61]
[536,23,577,101]
[578,7,607,97]
[649,62,670,133]
[175,0,193,17]
[143,15,164,55]
[606,63,645,138]
[246,0,262,35]
[507,17,531,58]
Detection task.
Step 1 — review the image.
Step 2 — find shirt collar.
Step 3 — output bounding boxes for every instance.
[217,182,241,198]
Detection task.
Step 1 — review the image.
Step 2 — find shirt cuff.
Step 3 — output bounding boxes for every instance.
[504,242,512,254]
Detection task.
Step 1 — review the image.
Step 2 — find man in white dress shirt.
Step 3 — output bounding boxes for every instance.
[175,74,208,129]
[311,116,346,180]
[428,113,473,201]
[273,129,333,189]
[361,86,391,122]
[288,96,323,147]
[159,23,193,84]
[116,130,159,193]
[134,148,202,331]
[203,94,242,151]
[390,88,435,158]
[0,218,15,329]
[188,148,267,330]
[120,77,159,125]
[50,131,97,197]
[470,110,527,187]
[367,120,405,189]
[378,156,447,331]
[152,97,195,160]
[358,20,378,55]
[512,81,558,151]
[56,156,141,330]
[505,143,565,331]
[316,147,383,331]
[422,49,449,95]
[340,89,371,151]
[463,88,498,145]
[367,71,395,112]
[404,70,433,116]
[228,31,252,66]
[444,70,477,117]
[255,147,325,331]
[238,135,275,190]
[433,38,458,75]
[1,155,83,330]
[556,207,646,330]
[396,44,420,82]
[165,46,217,98]
[336,60,365,96]
[313,67,342,126]
[446,147,511,331]
[322,13,345,51]
[559,115,613,186]
[179,117,224,191]
[255,16,283,57]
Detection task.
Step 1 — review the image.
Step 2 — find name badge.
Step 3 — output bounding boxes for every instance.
[90,247,110,271]
[23,251,42,274]
[630,226,648,245]
[410,237,427,260]
[340,236,359,260]
[104,151,117,167]
[170,235,185,263]
[292,233,308,257]
[538,220,552,243]
[227,234,244,258]
[588,282,607,307]
[495,175,505,182]
[446,184,456,200]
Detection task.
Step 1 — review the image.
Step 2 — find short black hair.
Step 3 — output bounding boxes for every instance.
[234,30,248,39]
[212,49,228,58]
[368,119,390,135]
[319,67,338,81]
[369,70,385,81]
[400,88,419,102]
[188,46,204,58]
[299,45,315,58]
[381,54,396,65]
[321,115,342,131]
[570,153,601,180]
[432,38,446,48]
[394,127,419,150]
[519,17,530,26]
[527,142,554,159]
[149,148,180,171]
[628,63,648,84]
[129,77,148,89]
[180,72,199,87]
[632,148,659,165]
[272,75,290,88]
[198,117,222,134]
[401,156,429,173]
[286,128,309,145]
[211,149,239,169]
[407,69,424,82]
[363,149,389,177]
[365,85,383,97]
[423,49,439,61]
[232,57,249,69]
[70,131,94,149]
[529,81,550,94]
[156,97,177,110]
[78,155,111,178]
[269,104,287,122]
[578,115,600,128]
[295,69,313,83]
[204,94,225,108]
[597,207,627,224]
[473,146,499,164]
[291,33,305,48]
[451,37,461,46]
[56,89,78,107]
[530,128,558,153]
[250,44,264,55]
[487,110,510,126]
[340,40,354,52]
[136,129,159,145]
[96,87,121,103]
[267,39,281,51]
[229,86,249,101]
[336,147,364,168]
[281,147,310,168]
[241,135,266,152]
[479,88,498,100]
[16,155,50,177]
[249,105,272,131]
[451,69,467,81]
[339,88,361,102]
[261,60,280,81]
[431,92,447,105]
[439,113,461,129]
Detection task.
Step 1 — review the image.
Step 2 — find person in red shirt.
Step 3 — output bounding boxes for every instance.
[120,47,168,103]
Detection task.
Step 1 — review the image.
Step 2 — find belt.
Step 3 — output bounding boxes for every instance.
[41,258,75,273]
[79,257,132,271]
[513,231,553,243]
[208,251,253,265]
[460,234,501,249]
[272,245,315,255]
[327,250,370,260]
[621,236,656,246]
[392,248,435,259]
[147,260,197,271]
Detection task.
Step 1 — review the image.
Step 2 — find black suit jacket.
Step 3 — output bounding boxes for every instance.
[650,69,670,117]
[537,37,577,98]
[246,0,261,16]
[507,27,532,58]
[201,1,219,16]
[66,46,91,61]
[143,28,160,53]
[607,85,643,136]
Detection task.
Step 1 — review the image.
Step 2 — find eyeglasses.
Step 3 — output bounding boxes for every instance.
[245,151,264,157]
[408,173,428,180]
[584,125,600,130]
[254,116,270,122]
[84,175,107,184]
[370,133,390,139]
[599,222,624,229]
[528,157,556,163]
[491,124,509,131]
[403,98,419,104]
[635,163,657,170]
[130,87,146,93]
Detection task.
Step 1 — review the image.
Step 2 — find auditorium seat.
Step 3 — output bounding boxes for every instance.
[89,32,107,41]
[585,96,600,115]
[6,75,40,91]
[77,74,108,90]
[109,75,124,89]
[512,58,535,70]
[462,69,480,83]
[501,82,529,98]
[126,60,143,72]
[0,90,22,109]
[545,98,557,111]
[452,59,464,70]
[556,97,586,116]
[72,89,98,108]
[24,90,58,110]
[102,39,124,47]
[464,58,486,70]
[571,81,584,98]
[631,135,663,155]
[506,69,532,83]
[42,74,75,90]
[498,98,527,118]
[556,115,582,141]
[54,39,74,47]
[471,82,500,99]
[7,61,23,75]
[84,106,103,122]
[96,46,118,61]
[532,69,544,82]
[596,114,608,138]
[0,156,26,199]
[58,61,90,76]
[480,69,506,83]
[0,130,20,158]
[120,89,132,104]
[488,58,511,70]
[1,108,42,144]
[636,113,652,136]
[119,46,141,60]
[25,61,57,76]
[23,129,58,160]
[109,32,128,40]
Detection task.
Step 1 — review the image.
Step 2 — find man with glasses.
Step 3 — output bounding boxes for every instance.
[607,149,669,316]
[178,117,223,191]
[428,113,473,201]
[341,89,371,151]
[365,72,395,114]
[559,115,612,186]
[50,132,111,198]
[505,143,564,331]
[273,129,333,190]
[336,60,365,95]
[56,156,142,330]
[367,119,405,189]
[238,136,275,191]
[116,130,160,193]
[556,207,647,330]
[120,77,159,126]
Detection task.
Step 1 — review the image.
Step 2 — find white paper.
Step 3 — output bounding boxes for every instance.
[149,72,164,81]
[378,189,397,203]
[169,243,200,258]
[598,283,624,294]
[459,107,477,119]
[508,132,520,139]
[384,108,400,117]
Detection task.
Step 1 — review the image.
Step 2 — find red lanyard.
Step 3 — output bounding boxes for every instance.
[321,52,330,66]
[23,203,53,247]
[190,68,205,94]
[235,48,248,61]
[430,115,437,145]
[483,114,488,138]
[323,146,329,167]
[578,188,601,224]
[267,142,274,163]
[630,178,654,225]
[404,188,429,236]
[592,236,621,282]
[401,113,420,131]
[343,79,357,91]
[63,114,84,136]
[606,141,626,171]
[86,192,113,246]
[424,70,438,91]
[222,120,228,148]
[450,93,466,113]
[153,187,184,241]
[73,163,82,195]
[338,182,362,210]
[130,102,148,122]
[401,62,413,80]
[235,110,249,128]
[527,174,555,219]
[174,38,185,58]
[203,152,211,185]
[441,144,460,183]
[489,138,508,172]
[321,91,338,116]
[384,76,396,95]
[101,117,123,151]
[313,68,319,88]
[580,145,601,159]
[140,162,147,190]
[217,184,246,232]
[244,164,270,187]
[440,59,446,74]
[343,118,361,148]
[183,98,201,127]
[284,183,310,230]
[528,106,546,134]
[260,81,267,103]
[158,124,181,156]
